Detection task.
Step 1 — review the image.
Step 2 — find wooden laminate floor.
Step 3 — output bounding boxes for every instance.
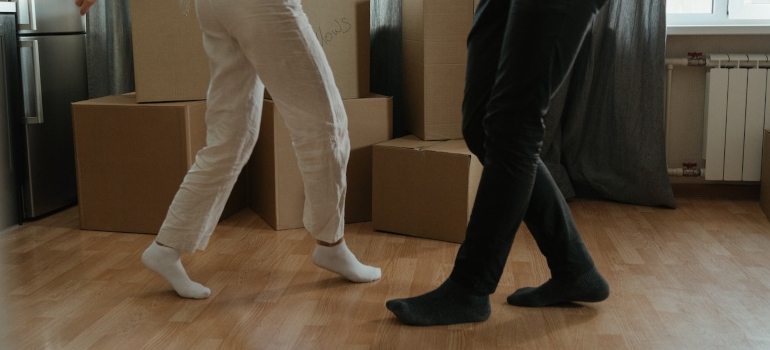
[1,198,769,349]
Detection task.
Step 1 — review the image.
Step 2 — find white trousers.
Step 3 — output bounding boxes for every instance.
[156,0,350,253]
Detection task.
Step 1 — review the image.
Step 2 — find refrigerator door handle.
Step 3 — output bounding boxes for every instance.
[17,0,37,31]
[19,39,43,124]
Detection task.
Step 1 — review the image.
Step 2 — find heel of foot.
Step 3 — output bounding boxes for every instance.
[578,270,610,302]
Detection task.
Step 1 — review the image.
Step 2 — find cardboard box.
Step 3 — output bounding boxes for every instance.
[72,94,247,234]
[128,0,209,103]
[761,129,770,221]
[372,135,482,243]
[303,0,371,99]
[402,0,475,141]
[129,0,370,103]
[248,95,393,230]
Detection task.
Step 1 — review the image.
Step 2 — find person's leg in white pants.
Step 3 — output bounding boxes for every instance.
[141,0,381,299]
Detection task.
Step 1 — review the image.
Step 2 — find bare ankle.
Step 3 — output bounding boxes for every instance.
[155,241,172,248]
[316,238,344,247]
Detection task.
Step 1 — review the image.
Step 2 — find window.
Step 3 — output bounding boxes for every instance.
[729,0,770,20]
[667,0,770,34]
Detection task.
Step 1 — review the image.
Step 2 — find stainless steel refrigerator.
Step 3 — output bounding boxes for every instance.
[16,0,88,219]
[1,2,21,230]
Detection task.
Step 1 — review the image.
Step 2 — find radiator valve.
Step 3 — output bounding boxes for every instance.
[686,52,706,66]
[683,162,701,177]
[669,163,702,177]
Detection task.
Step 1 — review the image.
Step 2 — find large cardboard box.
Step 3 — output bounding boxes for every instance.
[761,129,770,221]
[129,0,370,103]
[248,95,393,230]
[72,94,247,234]
[372,135,482,243]
[402,0,474,141]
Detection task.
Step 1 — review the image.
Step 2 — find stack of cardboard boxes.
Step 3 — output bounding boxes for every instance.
[372,0,481,244]
[71,0,480,244]
[71,0,393,234]
[247,0,394,230]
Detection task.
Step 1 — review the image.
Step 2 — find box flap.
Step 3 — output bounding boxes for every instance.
[72,94,206,108]
[375,136,475,156]
[427,139,474,156]
[375,134,443,150]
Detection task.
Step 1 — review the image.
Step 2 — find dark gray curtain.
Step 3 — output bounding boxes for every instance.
[371,0,675,208]
[543,0,675,208]
[85,0,134,99]
[371,0,407,138]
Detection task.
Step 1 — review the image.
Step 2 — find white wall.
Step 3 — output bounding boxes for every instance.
[665,34,770,168]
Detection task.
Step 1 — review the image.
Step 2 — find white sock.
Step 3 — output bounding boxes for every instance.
[312,240,381,283]
[141,242,211,299]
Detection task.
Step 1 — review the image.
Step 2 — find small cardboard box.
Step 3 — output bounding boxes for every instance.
[72,94,247,234]
[761,129,770,221]
[372,135,482,243]
[129,0,370,103]
[402,0,475,141]
[248,95,393,230]
[128,0,209,103]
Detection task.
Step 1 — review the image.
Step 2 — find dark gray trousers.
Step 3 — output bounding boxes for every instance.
[450,0,609,295]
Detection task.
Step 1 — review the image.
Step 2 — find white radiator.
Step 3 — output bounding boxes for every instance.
[704,53,770,181]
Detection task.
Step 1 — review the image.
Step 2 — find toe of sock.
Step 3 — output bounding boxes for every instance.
[187,286,212,299]
[369,267,383,281]
[341,266,381,283]
[386,282,492,326]
[385,299,406,313]
[385,299,422,325]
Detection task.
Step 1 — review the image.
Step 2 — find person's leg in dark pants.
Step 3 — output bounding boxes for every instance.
[509,159,608,307]
[386,0,609,326]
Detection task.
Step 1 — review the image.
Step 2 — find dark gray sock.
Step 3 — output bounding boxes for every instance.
[507,268,610,307]
[385,279,491,326]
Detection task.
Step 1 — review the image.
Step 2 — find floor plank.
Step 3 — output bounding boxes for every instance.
[1,198,770,349]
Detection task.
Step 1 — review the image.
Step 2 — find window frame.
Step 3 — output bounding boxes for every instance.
[667,0,770,35]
